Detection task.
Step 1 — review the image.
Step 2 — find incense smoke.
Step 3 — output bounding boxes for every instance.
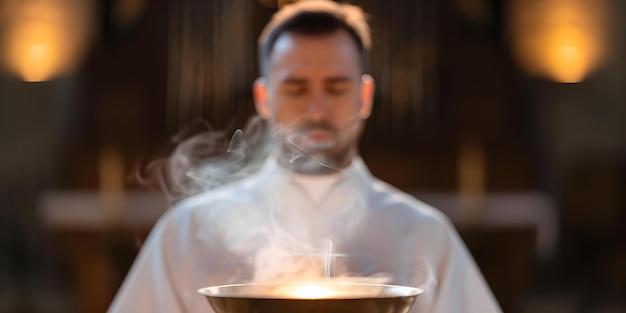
[136,116,271,203]
[138,113,400,287]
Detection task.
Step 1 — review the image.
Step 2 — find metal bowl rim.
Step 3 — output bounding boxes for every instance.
[197,282,424,298]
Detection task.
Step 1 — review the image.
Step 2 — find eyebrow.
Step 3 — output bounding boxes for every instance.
[280,77,307,85]
[324,76,353,84]
[279,76,354,85]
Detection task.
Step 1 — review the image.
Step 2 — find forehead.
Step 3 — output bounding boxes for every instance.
[268,30,362,79]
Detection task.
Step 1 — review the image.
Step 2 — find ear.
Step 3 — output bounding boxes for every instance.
[359,74,375,119]
[253,77,270,119]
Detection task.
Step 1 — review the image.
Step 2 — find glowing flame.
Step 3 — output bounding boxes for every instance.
[6,20,64,82]
[24,44,50,81]
[287,284,335,299]
[1,0,94,82]
[543,26,593,83]
[270,281,388,299]
[510,0,608,83]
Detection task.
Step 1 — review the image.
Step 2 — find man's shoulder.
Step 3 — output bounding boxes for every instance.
[140,180,266,252]
[367,178,451,227]
[156,177,261,228]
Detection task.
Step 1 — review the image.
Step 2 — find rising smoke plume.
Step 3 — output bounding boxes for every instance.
[136,116,272,204]
[135,114,425,287]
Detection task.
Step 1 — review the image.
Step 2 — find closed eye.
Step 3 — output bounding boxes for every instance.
[280,77,308,97]
[282,84,307,97]
[326,81,352,96]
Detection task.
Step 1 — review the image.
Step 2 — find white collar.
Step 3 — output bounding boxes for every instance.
[252,156,374,201]
[290,172,341,203]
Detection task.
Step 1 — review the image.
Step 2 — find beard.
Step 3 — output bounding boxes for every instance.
[274,120,359,175]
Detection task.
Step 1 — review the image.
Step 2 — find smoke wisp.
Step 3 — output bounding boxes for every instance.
[135,116,271,203]
[138,113,406,287]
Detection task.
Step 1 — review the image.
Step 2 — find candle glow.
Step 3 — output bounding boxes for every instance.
[260,281,389,299]
[286,283,335,299]
[509,0,609,83]
[1,0,94,82]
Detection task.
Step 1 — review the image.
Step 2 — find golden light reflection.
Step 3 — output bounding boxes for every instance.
[99,145,126,227]
[1,0,94,82]
[286,284,335,299]
[269,282,385,299]
[458,136,485,223]
[510,0,609,83]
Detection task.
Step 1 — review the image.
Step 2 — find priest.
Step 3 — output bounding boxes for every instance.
[109,1,501,312]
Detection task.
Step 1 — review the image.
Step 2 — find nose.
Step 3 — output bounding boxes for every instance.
[306,92,329,121]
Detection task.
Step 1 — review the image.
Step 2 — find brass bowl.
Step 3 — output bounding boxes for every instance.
[198,282,423,313]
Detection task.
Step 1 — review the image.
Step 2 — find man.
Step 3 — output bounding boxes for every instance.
[109,1,501,312]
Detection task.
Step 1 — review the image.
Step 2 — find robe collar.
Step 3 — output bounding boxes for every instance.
[250,155,375,199]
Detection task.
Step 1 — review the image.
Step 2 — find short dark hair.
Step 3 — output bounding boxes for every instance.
[258,1,371,76]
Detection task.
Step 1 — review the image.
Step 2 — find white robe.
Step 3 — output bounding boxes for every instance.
[109,157,502,313]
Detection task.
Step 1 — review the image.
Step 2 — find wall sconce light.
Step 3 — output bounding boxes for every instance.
[1,0,94,82]
[509,0,609,83]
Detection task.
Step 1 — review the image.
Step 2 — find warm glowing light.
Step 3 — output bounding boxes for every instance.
[1,0,94,82]
[287,284,335,299]
[99,145,126,226]
[25,44,50,81]
[6,20,64,82]
[510,0,609,83]
[458,136,485,223]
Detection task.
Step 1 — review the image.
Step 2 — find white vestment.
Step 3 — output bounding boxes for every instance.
[109,158,502,313]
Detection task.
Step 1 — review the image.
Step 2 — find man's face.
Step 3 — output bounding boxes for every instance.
[255,30,372,174]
